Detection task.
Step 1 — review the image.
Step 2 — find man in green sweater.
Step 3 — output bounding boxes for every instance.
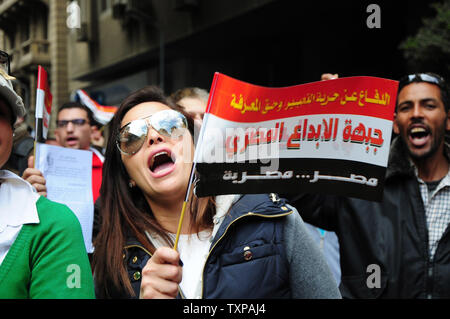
[0,52,95,299]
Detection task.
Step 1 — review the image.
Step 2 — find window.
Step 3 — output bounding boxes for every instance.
[100,0,111,12]
[21,19,30,42]
[42,9,48,40]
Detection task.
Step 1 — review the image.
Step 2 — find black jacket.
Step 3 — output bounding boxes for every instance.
[288,137,450,298]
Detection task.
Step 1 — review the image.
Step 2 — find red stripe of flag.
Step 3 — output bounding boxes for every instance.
[207,73,398,123]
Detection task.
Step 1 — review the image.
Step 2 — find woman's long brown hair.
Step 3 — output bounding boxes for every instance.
[93,86,215,298]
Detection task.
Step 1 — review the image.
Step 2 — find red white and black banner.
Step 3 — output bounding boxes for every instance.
[75,89,117,125]
[194,73,398,201]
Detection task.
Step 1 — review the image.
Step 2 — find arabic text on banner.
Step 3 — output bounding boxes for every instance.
[194,73,398,202]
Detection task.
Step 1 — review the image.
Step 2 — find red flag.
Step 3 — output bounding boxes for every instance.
[35,65,53,141]
[194,73,398,202]
[75,89,117,125]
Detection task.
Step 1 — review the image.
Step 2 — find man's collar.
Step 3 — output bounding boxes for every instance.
[90,146,104,163]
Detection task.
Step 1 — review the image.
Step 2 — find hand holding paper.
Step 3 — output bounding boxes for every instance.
[22,156,47,197]
[34,143,94,253]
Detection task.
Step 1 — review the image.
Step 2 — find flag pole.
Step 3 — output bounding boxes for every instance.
[173,164,196,251]
[34,66,45,168]
[173,73,220,251]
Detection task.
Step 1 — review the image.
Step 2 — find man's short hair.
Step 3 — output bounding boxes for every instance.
[398,72,449,113]
[170,87,209,104]
[58,101,95,125]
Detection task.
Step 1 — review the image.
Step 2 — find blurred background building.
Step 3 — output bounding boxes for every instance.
[0,0,447,137]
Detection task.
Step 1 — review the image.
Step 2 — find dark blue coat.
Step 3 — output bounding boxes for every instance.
[118,194,293,299]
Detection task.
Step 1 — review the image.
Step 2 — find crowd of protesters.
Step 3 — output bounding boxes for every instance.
[1,47,449,299]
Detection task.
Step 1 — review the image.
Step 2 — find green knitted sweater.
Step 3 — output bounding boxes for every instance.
[0,196,95,299]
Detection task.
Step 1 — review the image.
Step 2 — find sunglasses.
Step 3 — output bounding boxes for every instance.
[116,109,188,155]
[0,50,11,75]
[399,73,446,90]
[56,118,88,128]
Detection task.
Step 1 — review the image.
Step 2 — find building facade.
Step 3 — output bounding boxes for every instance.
[67,0,280,106]
[0,0,69,136]
[0,0,438,136]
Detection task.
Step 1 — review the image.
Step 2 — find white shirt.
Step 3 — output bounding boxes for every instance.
[146,194,240,299]
[0,170,40,265]
[173,230,211,299]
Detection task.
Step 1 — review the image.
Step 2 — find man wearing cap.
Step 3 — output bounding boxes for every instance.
[288,72,450,298]
[0,56,95,298]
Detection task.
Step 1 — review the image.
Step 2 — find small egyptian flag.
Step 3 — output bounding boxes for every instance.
[75,89,117,125]
[35,65,52,143]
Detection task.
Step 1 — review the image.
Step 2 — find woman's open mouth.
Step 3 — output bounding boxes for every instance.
[148,150,176,177]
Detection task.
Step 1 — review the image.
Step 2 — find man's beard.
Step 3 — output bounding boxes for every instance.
[403,119,447,162]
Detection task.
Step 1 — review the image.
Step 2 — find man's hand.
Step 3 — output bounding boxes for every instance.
[139,247,182,299]
[22,156,47,197]
[321,73,339,81]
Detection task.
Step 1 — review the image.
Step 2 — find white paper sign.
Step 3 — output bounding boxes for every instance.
[35,143,94,253]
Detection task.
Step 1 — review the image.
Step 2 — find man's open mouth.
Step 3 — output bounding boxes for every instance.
[66,136,78,144]
[408,126,430,147]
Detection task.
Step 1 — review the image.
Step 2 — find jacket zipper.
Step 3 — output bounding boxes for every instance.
[198,210,293,299]
[414,181,433,299]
